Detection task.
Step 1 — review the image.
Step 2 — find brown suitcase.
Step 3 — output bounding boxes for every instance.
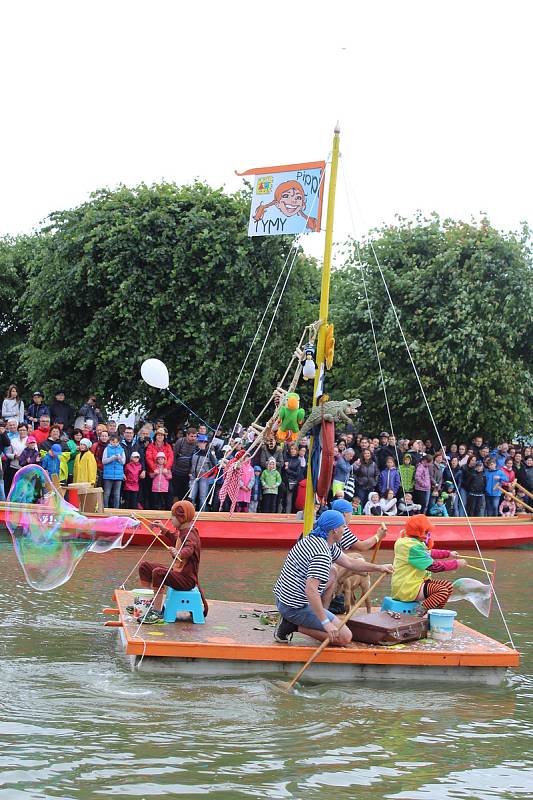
[347,611,428,645]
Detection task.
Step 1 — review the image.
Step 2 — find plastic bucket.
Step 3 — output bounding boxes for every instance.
[132,589,154,619]
[428,609,457,641]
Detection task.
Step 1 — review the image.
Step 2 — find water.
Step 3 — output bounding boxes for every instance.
[1,533,532,799]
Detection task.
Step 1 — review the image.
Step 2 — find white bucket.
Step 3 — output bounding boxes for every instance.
[428,609,457,641]
[133,588,154,619]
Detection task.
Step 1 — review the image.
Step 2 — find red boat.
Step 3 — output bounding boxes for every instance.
[2,503,531,550]
[123,510,533,549]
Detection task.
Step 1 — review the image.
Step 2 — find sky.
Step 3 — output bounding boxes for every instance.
[2,0,532,261]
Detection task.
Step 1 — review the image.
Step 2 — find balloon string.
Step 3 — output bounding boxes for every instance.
[166,389,216,431]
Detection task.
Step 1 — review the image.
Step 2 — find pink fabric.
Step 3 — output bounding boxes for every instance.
[236,461,254,503]
[430,548,451,559]
[427,558,459,572]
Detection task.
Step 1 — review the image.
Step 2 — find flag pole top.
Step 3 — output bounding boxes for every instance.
[334,121,340,134]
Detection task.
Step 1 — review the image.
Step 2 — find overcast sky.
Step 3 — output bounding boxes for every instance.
[2,0,531,260]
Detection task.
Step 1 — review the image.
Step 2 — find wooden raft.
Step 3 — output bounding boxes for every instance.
[111,590,519,670]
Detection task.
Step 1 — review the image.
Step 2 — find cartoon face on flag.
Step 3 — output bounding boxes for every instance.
[236,161,325,237]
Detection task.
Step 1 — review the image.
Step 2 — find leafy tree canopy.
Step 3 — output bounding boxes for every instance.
[0,235,35,395]
[17,181,320,427]
[329,215,533,443]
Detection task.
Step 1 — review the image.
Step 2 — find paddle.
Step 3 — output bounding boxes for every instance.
[496,486,533,514]
[283,573,387,692]
[371,523,386,563]
[514,481,533,502]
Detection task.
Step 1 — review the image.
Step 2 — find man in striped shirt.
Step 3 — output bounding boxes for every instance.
[328,498,388,614]
[274,510,393,644]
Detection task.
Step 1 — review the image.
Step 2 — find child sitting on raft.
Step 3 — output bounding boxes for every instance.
[391,514,466,617]
[136,500,208,623]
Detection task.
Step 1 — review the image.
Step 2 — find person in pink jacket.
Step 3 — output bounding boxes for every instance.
[145,428,174,475]
[123,451,145,509]
[414,454,433,514]
[150,452,172,510]
[236,459,255,512]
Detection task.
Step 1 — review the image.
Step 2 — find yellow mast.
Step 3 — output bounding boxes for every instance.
[302,123,341,534]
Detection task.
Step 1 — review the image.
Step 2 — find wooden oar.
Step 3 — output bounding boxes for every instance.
[283,573,387,692]
[513,481,533,502]
[497,486,533,514]
[0,500,49,511]
[465,563,494,576]
[371,523,386,563]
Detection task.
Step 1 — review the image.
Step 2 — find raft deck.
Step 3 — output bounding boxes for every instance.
[112,590,519,686]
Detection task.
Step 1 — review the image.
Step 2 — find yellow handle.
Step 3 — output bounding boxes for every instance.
[458,554,495,562]
[134,514,173,552]
[465,563,494,576]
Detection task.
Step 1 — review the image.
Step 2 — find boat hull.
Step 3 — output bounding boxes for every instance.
[2,505,532,549]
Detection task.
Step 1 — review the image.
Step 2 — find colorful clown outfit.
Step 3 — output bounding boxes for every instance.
[391,514,459,611]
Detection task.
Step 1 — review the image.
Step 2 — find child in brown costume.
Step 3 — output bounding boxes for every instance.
[138,500,208,621]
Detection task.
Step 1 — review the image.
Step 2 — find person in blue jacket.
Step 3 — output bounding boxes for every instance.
[484,458,508,517]
[41,443,62,480]
[102,433,126,509]
[378,456,401,497]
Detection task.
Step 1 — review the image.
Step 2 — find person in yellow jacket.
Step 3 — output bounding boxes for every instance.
[73,438,97,486]
[392,514,466,616]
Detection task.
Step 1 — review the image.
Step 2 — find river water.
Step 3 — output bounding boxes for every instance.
[0,533,532,799]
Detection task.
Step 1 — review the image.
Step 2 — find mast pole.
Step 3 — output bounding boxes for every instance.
[302,123,341,535]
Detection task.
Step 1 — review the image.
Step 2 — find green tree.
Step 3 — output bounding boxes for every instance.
[329,216,533,442]
[0,235,35,395]
[18,182,320,426]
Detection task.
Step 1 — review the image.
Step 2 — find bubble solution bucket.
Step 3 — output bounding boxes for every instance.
[132,588,154,619]
[428,609,457,641]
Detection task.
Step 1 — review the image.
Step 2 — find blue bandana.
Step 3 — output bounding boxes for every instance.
[331,499,352,514]
[308,509,345,540]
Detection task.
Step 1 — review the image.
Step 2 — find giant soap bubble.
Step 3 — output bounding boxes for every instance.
[6,465,139,591]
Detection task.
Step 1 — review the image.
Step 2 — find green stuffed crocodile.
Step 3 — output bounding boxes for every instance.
[296,398,361,445]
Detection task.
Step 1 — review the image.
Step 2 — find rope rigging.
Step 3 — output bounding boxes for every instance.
[340,153,515,649]
[128,155,329,646]
[125,146,515,654]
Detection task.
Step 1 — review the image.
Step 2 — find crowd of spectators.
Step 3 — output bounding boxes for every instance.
[1,384,532,517]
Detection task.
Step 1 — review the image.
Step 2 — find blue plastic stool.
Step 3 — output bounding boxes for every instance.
[163,587,205,624]
[381,596,419,615]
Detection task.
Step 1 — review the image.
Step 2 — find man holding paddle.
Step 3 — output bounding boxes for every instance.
[273,509,393,645]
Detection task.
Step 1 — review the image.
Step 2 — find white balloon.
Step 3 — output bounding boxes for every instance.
[141,358,169,390]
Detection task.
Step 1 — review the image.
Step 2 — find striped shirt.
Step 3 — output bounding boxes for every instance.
[274,536,342,608]
[340,525,358,551]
